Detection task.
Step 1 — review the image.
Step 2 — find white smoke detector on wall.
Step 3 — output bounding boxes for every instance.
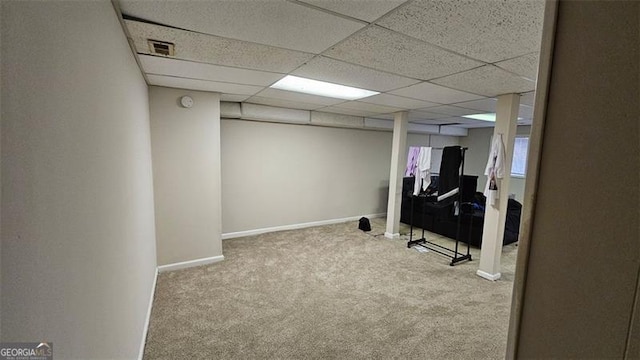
[180,95,193,108]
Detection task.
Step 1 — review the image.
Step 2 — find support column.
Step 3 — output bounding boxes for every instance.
[385,111,409,239]
[477,93,519,281]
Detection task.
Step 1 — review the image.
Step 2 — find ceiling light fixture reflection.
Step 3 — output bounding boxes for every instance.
[270,75,379,100]
[462,113,525,122]
[462,113,497,122]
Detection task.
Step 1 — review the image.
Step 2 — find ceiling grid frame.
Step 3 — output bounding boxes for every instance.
[118,0,545,128]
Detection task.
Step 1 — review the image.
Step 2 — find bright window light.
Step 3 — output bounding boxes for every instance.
[270,75,379,100]
[462,113,497,122]
[511,137,529,177]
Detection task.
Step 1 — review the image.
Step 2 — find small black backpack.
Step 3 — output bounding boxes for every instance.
[358,217,371,232]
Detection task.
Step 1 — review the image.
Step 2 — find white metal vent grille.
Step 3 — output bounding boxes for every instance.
[147,40,175,56]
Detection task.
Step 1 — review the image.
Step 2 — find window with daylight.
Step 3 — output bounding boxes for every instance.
[511,137,529,177]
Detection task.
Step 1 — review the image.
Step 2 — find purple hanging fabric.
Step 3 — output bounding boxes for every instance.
[405,146,421,177]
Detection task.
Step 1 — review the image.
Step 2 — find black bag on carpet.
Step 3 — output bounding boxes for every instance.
[358,217,371,232]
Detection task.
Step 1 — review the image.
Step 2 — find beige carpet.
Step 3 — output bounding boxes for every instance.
[144,218,518,359]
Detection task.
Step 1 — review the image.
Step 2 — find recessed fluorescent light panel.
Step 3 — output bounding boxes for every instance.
[462,113,524,122]
[270,75,379,100]
[462,113,497,122]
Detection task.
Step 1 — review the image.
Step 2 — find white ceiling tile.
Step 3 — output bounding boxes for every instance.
[244,96,326,111]
[432,65,535,97]
[297,0,407,22]
[123,2,543,115]
[323,26,483,80]
[408,110,450,121]
[390,82,484,103]
[495,52,540,81]
[333,101,403,114]
[419,105,479,116]
[318,106,378,117]
[147,74,264,95]
[121,0,363,53]
[254,88,345,106]
[221,94,251,102]
[454,98,497,112]
[520,91,535,106]
[139,55,283,86]
[377,0,545,63]
[359,93,438,109]
[125,20,313,73]
[292,56,420,92]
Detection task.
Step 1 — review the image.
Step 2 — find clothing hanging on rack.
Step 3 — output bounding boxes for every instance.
[407,146,472,266]
[413,147,432,196]
[484,134,506,206]
[405,146,421,177]
[439,146,462,195]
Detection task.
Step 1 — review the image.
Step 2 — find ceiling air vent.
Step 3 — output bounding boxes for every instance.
[148,39,175,56]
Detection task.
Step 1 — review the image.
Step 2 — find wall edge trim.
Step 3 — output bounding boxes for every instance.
[137,268,158,360]
[506,0,560,358]
[157,255,225,273]
[221,213,387,240]
[476,269,502,281]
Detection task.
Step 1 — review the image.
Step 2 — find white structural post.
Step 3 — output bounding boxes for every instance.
[477,93,520,281]
[385,111,409,239]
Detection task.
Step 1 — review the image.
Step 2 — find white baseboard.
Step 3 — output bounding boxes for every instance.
[157,255,225,273]
[222,213,386,240]
[384,232,400,239]
[138,267,158,360]
[477,269,502,281]
[139,256,225,358]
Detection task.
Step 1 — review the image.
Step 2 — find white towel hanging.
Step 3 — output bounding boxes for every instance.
[484,134,505,206]
[413,147,432,196]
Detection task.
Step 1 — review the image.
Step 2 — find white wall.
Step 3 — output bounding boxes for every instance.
[221,120,394,234]
[1,2,157,359]
[516,1,638,356]
[149,86,222,265]
[460,125,531,202]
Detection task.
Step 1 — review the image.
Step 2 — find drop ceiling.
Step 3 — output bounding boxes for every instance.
[118,0,544,129]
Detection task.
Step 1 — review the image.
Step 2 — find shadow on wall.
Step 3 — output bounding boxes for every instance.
[379,180,390,214]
